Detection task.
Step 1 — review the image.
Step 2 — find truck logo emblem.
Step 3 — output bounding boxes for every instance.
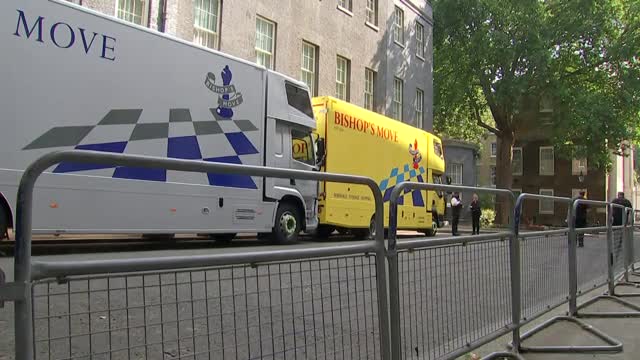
[409,139,422,170]
[204,65,244,119]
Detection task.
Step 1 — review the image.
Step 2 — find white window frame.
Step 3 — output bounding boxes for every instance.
[301,41,318,96]
[449,163,463,185]
[393,6,404,46]
[365,0,378,26]
[255,16,276,70]
[116,0,148,26]
[414,88,424,128]
[193,0,221,49]
[539,146,555,176]
[512,147,523,176]
[392,77,403,121]
[335,56,350,101]
[416,22,425,59]
[572,158,588,175]
[539,189,555,214]
[337,0,353,13]
[364,68,375,111]
[490,142,497,157]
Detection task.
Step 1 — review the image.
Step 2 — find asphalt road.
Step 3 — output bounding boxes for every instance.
[0,229,636,360]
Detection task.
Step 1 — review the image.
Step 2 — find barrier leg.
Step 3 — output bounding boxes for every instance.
[509,199,624,354]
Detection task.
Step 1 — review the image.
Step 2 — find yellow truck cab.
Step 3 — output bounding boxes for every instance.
[311,96,446,238]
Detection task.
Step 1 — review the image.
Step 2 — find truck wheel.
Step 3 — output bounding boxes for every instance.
[353,216,379,240]
[0,205,8,240]
[209,233,236,243]
[272,202,302,244]
[423,221,438,237]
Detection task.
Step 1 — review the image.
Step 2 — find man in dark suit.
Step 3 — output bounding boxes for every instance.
[612,192,632,226]
[575,191,588,247]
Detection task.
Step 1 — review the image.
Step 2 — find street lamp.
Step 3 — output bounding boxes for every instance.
[578,170,585,183]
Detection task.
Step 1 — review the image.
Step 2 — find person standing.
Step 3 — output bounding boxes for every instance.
[612,191,632,226]
[451,192,462,236]
[470,193,482,235]
[575,191,588,247]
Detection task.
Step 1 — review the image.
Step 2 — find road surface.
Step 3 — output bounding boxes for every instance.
[0,229,633,360]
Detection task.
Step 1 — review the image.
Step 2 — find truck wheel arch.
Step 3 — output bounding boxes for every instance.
[0,192,14,237]
[270,186,308,230]
[278,195,306,230]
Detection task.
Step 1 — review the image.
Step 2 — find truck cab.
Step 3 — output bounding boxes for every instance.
[263,73,322,241]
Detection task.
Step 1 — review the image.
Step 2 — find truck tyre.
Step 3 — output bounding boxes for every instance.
[0,204,9,240]
[272,202,302,244]
[209,233,236,243]
[353,216,379,240]
[423,221,438,237]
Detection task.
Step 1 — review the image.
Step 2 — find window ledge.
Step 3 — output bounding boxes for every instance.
[394,40,405,48]
[365,21,379,32]
[337,5,354,17]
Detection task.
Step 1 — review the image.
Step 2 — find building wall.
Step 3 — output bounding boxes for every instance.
[443,139,478,222]
[514,140,606,227]
[75,0,434,131]
[477,132,497,187]
[607,146,636,208]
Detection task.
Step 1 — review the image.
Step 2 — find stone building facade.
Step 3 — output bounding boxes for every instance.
[72,0,434,130]
[443,139,478,222]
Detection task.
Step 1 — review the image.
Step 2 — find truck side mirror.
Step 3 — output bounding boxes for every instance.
[446,176,452,185]
[315,137,326,167]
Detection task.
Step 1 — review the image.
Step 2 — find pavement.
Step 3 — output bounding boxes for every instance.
[463,274,640,360]
[0,230,638,360]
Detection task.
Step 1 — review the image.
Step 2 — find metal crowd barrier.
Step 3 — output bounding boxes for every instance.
[0,150,391,360]
[386,184,639,359]
[2,151,640,360]
[387,183,516,360]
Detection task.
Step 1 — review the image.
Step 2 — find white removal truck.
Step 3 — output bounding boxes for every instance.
[0,0,321,243]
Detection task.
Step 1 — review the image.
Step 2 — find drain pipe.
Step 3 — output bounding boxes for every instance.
[157,0,167,33]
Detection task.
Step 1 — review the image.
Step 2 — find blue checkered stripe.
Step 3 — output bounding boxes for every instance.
[23,109,260,189]
[379,164,427,207]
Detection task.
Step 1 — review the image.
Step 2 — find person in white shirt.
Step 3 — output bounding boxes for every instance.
[450,192,462,236]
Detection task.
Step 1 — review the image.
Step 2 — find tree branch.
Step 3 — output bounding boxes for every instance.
[468,93,500,135]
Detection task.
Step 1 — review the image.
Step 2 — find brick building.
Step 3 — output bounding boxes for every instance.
[69,0,434,130]
[475,101,637,227]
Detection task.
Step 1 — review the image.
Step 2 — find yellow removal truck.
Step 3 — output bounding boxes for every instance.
[311,96,446,238]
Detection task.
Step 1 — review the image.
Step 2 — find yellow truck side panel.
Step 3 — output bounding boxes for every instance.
[312,96,444,231]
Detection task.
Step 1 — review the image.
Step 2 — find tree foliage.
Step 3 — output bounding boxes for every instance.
[433,0,640,169]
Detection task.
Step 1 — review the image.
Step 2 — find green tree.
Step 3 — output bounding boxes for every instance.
[433,0,640,223]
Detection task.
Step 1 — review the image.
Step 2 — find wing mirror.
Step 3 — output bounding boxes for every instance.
[315,136,326,167]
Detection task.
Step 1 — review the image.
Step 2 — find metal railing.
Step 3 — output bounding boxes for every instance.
[3,150,391,360]
[386,183,639,358]
[2,152,640,359]
[388,183,516,360]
